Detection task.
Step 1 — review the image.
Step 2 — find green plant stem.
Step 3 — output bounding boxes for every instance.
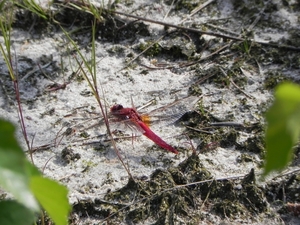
[60,20,132,179]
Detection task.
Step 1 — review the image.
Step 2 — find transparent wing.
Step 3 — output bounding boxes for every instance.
[108,117,145,136]
[52,95,199,146]
[54,105,105,145]
[140,95,199,127]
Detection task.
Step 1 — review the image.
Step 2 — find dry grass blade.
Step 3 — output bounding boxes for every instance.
[112,9,300,51]
[180,0,216,24]
[113,10,244,41]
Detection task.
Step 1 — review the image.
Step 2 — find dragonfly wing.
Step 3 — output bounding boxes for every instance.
[142,95,199,127]
[108,117,145,136]
[49,106,107,149]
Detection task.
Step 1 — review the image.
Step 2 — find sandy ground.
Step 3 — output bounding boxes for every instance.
[1,0,300,224]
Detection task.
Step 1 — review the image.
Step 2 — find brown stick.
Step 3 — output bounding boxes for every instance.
[113,10,300,51]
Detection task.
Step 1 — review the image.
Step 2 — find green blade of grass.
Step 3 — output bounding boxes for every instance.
[264,82,300,176]
[0,16,15,80]
[13,0,48,20]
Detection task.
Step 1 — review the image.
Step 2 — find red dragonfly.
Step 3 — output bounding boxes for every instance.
[110,96,198,154]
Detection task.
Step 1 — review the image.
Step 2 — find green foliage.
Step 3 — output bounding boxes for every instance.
[236,39,252,55]
[0,120,40,212]
[0,13,15,80]
[264,82,300,176]
[0,119,71,225]
[69,0,104,23]
[0,200,35,225]
[0,0,15,26]
[13,0,49,20]
[30,177,70,225]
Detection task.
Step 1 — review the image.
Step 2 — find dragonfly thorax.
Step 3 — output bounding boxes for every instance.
[110,104,124,112]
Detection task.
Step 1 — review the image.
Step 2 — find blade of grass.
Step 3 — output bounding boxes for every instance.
[68,0,103,22]
[0,16,14,80]
[13,0,48,20]
[59,19,132,178]
[0,12,34,162]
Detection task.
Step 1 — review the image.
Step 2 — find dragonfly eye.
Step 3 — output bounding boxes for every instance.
[111,104,124,112]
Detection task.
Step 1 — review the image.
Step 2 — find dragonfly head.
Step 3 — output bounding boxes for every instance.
[110,104,124,112]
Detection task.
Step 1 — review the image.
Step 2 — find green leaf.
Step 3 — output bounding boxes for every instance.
[30,176,71,225]
[0,200,36,225]
[0,0,8,12]
[264,83,300,176]
[0,119,39,211]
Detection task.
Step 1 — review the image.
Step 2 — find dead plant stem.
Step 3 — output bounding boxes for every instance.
[113,10,244,41]
[112,10,300,51]
[13,80,34,163]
